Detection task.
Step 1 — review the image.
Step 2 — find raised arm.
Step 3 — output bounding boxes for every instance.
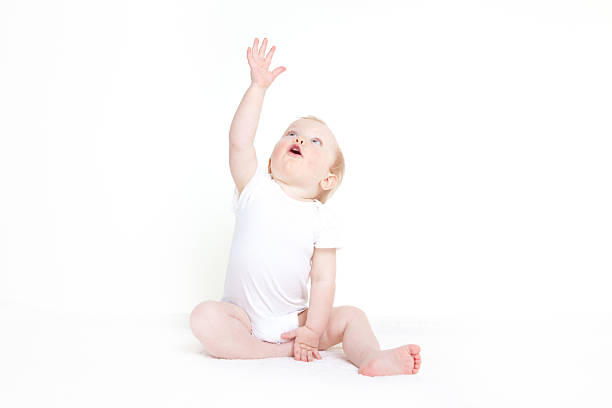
[229,37,286,196]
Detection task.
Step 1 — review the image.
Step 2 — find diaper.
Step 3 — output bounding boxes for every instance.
[250,310,302,344]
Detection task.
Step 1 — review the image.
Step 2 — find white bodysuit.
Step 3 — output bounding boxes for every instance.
[221,164,343,343]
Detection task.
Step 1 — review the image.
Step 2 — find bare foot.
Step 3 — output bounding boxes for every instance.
[357,344,421,376]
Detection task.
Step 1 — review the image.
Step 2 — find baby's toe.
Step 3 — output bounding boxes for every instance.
[408,344,421,355]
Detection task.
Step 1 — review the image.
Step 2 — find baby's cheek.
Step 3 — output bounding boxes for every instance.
[306,151,322,166]
[306,157,322,172]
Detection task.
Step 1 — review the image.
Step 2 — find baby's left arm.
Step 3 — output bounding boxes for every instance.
[280,248,336,361]
[306,248,336,336]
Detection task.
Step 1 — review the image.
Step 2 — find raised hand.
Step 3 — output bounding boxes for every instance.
[247,37,286,90]
[280,325,322,362]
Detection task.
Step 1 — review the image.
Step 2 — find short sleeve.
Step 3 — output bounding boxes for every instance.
[314,204,344,249]
[231,164,268,213]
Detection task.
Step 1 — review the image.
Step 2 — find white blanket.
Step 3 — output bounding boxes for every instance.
[0,303,609,408]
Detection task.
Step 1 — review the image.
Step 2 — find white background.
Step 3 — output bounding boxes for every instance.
[1,0,610,321]
[2,2,611,407]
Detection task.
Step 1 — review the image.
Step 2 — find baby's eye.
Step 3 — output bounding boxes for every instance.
[312,138,321,145]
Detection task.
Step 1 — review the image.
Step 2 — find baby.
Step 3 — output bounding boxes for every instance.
[190,37,421,376]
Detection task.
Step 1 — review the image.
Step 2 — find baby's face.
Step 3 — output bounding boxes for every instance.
[269,119,338,195]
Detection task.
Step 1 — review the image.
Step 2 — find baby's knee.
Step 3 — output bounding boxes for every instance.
[190,301,220,336]
[339,305,367,320]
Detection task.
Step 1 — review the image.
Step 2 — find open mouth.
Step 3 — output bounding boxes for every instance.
[288,144,302,157]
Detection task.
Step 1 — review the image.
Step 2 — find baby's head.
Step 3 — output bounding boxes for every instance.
[268,115,344,204]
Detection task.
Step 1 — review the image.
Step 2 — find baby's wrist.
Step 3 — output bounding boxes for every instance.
[305,324,322,336]
[250,82,267,92]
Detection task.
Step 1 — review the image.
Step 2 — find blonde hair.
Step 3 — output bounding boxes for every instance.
[297,115,345,204]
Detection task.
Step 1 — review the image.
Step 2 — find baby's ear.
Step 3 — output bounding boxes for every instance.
[320,173,338,191]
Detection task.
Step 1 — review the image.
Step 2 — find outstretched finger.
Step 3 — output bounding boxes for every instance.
[265,45,276,64]
[314,351,322,360]
[252,37,259,54]
[247,47,253,65]
[270,66,286,81]
[259,38,268,56]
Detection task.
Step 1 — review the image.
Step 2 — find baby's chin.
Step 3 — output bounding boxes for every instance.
[274,169,320,189]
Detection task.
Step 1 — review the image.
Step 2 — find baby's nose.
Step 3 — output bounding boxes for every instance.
[295,136,305,144]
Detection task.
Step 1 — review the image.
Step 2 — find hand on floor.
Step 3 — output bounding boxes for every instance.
[280,325,322,362]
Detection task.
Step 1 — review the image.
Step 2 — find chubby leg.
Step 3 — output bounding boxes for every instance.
[298,305,422,376]
[190,300,294,359]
